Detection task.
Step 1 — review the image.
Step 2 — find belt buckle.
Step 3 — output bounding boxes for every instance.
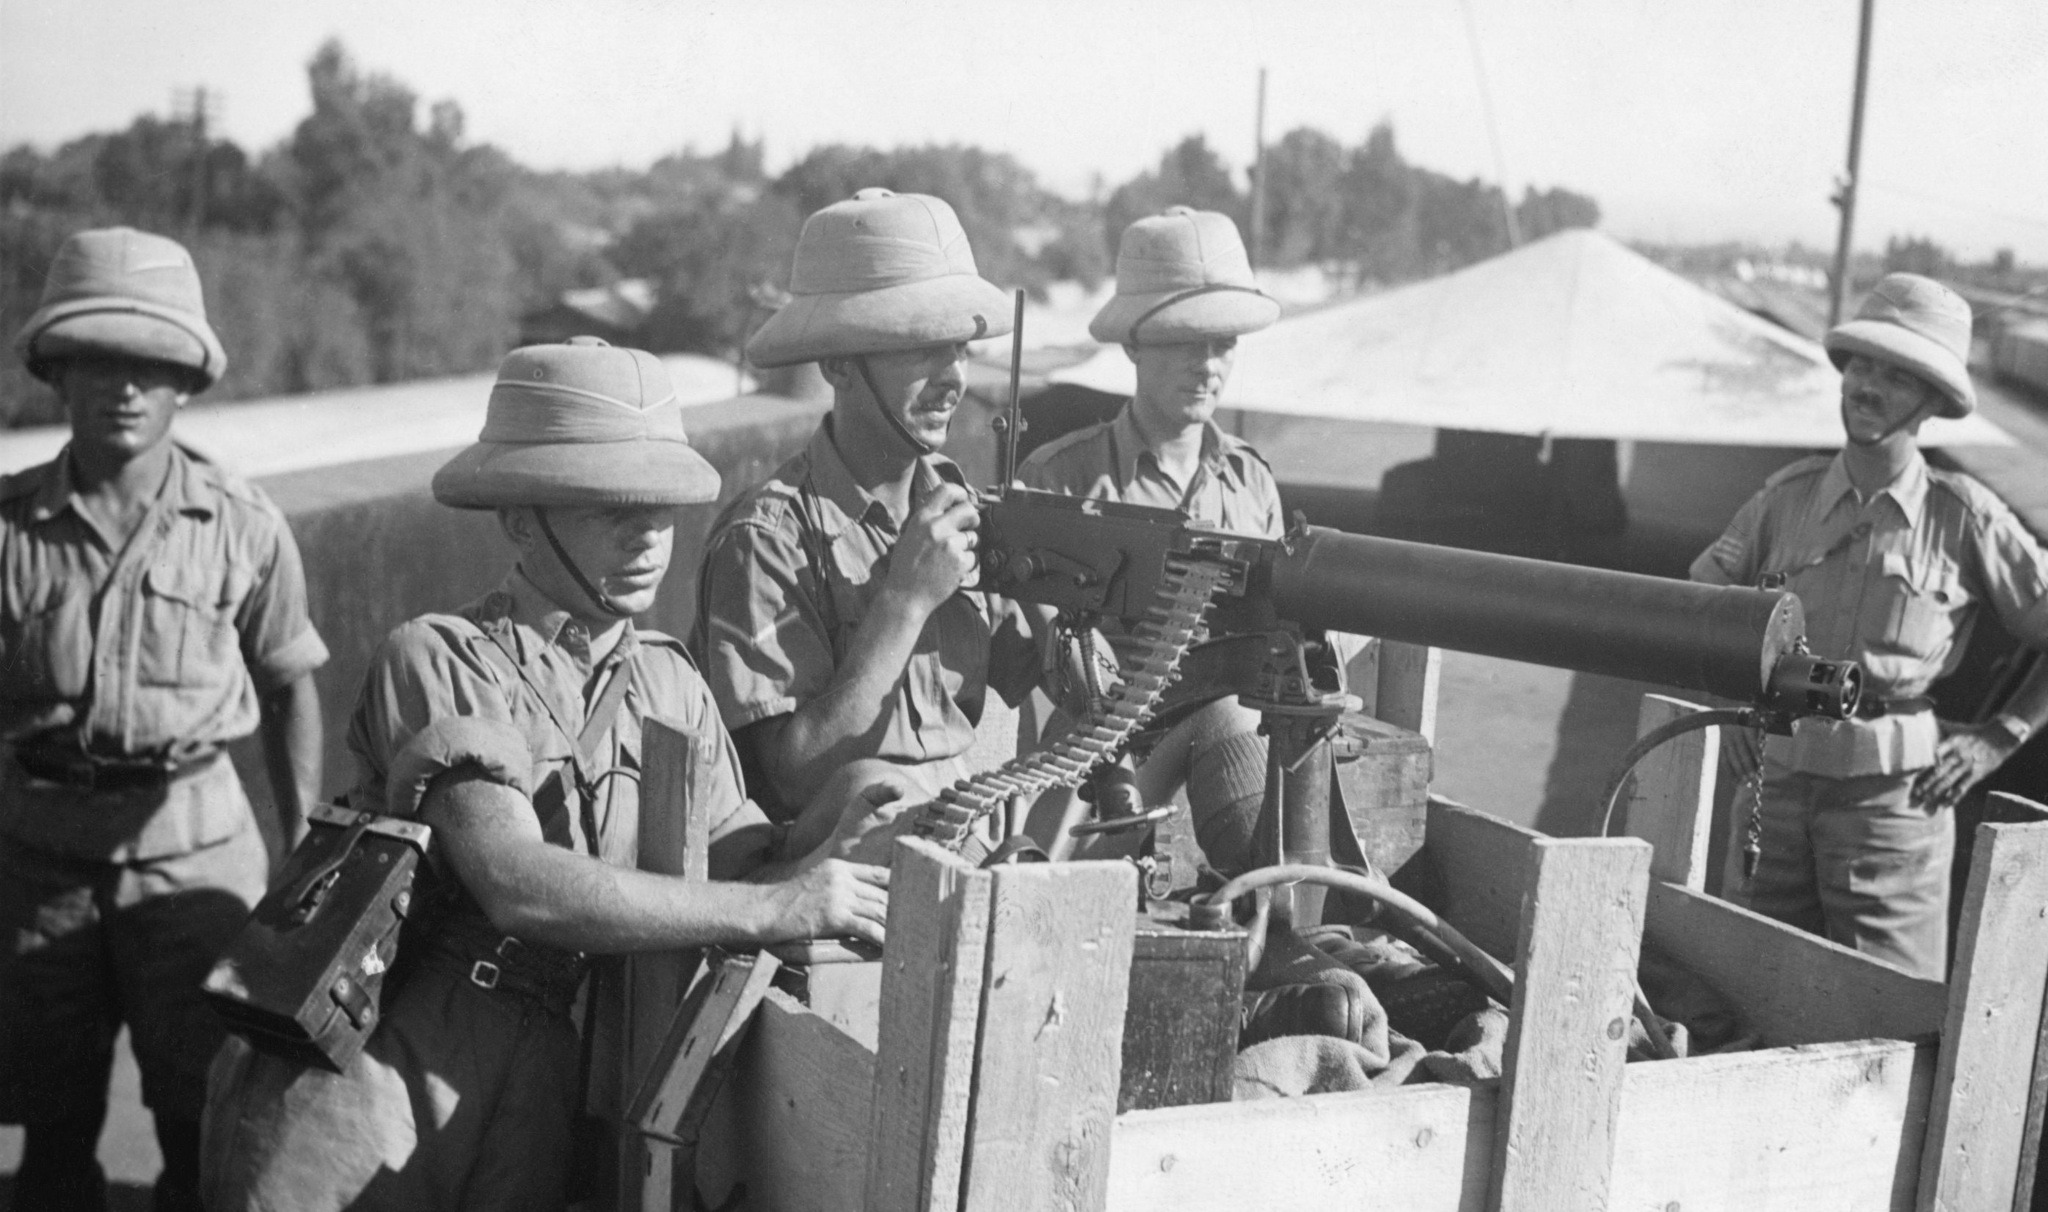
[470,960,501,990]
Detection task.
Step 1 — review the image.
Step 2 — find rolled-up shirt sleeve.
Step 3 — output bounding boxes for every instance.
[1970,497,2048,649]
[1691,493,1767,586]
[346,619,515,814]
[235,502,329,693]
[696,516,836,730]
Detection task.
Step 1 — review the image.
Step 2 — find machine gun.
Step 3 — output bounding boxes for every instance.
[959,489,1858,910]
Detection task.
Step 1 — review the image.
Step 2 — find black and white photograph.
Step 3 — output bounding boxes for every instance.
[3,1,2047,1208]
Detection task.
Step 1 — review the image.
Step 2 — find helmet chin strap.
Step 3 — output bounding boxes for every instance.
[533,507,634,619]
[855,355,936,456]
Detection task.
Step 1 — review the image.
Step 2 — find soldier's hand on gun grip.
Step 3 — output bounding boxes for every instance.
[1914,720,2020,811]
[884,482,981,615]
[772,858,890,946]
[1721,725,1763,782]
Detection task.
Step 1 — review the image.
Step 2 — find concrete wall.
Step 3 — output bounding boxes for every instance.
[224,394,829,833]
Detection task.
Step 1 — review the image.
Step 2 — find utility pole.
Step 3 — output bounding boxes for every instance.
[1828,0,1876,326]
[1457,0,1521,250]
[1248,67,1268,270]
[172,86,219,237]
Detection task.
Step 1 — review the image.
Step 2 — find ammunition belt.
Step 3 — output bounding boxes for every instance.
[910,554,1234,851]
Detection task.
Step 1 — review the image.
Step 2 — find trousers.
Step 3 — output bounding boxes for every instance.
[0,818,267,1124]
[1740,757,1952,980]
[201,950,582,1211]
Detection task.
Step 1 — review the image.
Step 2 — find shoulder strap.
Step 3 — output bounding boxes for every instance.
[795,476,844,660]
[467,617,639,789]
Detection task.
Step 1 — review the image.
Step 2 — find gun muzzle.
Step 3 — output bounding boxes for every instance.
[1761,649,1861,720]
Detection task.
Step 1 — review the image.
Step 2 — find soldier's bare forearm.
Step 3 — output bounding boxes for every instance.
[1998,656,2048,736]
[259,674,323,846]
[766,583,931,803]
[424,775,886,950]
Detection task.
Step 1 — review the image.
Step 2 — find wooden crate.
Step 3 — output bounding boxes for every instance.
[647,675,2048,1211]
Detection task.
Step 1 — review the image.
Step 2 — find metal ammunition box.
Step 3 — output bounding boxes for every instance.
[1121,901,1248,1112]
[203,803,429,1072]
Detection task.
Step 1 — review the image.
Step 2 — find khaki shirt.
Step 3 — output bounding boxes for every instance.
[1018,407,1284,666]
[693,420,1038,786]
[349,570,764,868]
[1692,451,2048,776]
[0,443,328,857]
[1016,407,1284,540]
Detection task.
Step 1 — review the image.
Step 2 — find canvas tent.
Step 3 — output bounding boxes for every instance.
[1050,228,2011,449]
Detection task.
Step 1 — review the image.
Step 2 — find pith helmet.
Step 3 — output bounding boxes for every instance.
[13,226,228,388]
[433,337,722,509]
[745,188,1012,369]
[1090,207,1279,346]
[1824,273,1975,418]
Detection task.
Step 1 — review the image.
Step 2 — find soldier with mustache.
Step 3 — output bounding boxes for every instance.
[1692,273,2048,980]
[1014,208,1284,877]
[694,190,1040,860]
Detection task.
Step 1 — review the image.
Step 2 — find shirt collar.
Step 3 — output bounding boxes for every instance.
[1819,448,1929,523]
[27,442,213,525]
[488,567,638,669]
[1110,406,1237,493]
[804,417,966,538]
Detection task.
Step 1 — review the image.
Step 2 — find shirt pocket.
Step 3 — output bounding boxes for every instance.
[138,562,239,686]
[1875,551,1967,662]
[9,586,90,700]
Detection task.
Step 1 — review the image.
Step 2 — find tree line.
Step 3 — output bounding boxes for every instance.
[1,40,1600,427]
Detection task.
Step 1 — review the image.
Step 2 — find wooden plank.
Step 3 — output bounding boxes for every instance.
[619,716,714,1210]
[1423,797,1539,962]
[1982,793,2048,1212]
[630,950,782,1139]
[1344,633,1381,717]
[863,838,993,1212]
[736,989,876,1212]
[1611,1037,1934,1212]
[1489,836,1651,1212]
[1644,880,1949,1047]
[959,859,1137,1212]
[1623,693,1718,888]
[1919,812,2048,1212]
[1377,640,1442,742]
[1107,1083,1494,1212]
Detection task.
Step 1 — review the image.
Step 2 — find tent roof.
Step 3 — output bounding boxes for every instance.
[1051,229,2010,448]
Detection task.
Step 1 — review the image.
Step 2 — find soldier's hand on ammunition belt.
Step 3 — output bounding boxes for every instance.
[886,482,982,615]
[819,774,918,867]
[770,859,890,947]
[1915,720,2021,811]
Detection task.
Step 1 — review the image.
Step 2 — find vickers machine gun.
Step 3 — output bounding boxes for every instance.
[902,320,1861,920]
[910,487,1859,890]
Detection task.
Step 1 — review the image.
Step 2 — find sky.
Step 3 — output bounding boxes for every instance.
[4,0,2045,262]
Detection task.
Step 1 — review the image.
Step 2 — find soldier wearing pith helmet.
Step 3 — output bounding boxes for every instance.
[203,337,889,1211]
[1693,273,2048,980]
[0,226,327,1212]
[694,189,1041,858]
[1016,206,1284,875]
